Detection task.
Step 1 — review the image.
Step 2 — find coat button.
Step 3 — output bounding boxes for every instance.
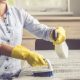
[7,40,10,42]
[5,66,8,69]
[6,58,9,60]
[8,30,11,33]
[6,24,9,26]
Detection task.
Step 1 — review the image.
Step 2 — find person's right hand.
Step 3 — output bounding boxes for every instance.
[11,45,47,67]
[26,51,47,66]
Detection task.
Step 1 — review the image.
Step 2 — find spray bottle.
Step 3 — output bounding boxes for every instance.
[53,29,69,59]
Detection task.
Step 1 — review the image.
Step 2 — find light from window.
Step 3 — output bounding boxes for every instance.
[15,0,70,12]
[26,0,68,12]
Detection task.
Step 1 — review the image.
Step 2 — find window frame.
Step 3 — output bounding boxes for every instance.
[15,0,73,16]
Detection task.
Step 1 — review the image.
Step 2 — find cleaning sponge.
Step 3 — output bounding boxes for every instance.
[32,59,53,77]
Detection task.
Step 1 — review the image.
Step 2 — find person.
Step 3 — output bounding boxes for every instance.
[0,0,66,79]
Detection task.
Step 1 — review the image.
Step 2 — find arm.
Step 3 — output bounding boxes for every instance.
[21,9,66,44]
[0,43,47,67]
[22,10,54,41]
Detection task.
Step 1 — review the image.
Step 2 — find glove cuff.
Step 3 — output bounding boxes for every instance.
[11,45,29,60]
[50,29,58,45]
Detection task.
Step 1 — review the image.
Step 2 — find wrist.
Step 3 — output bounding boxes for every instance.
[0,43,13,56]
[50,29,57,42]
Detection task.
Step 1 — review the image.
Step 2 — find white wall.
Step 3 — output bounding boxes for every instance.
[70,0,80,16]
[15,0,80,16]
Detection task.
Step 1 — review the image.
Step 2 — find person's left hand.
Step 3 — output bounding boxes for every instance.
[51,27,66,45]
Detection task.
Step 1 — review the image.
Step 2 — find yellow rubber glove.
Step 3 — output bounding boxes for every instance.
[51,27,66,45]
[11,45,47,67]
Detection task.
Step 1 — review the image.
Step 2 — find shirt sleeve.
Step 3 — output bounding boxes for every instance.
[21,9,54,42]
